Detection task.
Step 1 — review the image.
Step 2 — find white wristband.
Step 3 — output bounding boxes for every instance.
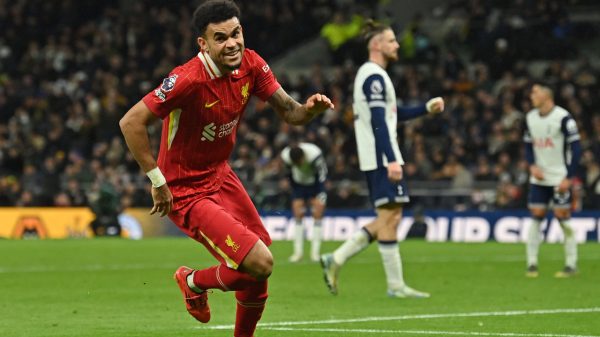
[146,167,167,188]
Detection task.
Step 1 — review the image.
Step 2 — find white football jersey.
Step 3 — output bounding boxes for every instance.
[353,61,403,171]
[281,142,327,185]
[524,105,580,186]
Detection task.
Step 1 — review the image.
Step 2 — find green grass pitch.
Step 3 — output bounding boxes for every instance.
[0,238,598,336]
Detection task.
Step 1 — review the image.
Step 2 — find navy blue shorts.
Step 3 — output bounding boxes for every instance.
[291,182,326,203]
[364,167,410,208]
[528,184,571,209]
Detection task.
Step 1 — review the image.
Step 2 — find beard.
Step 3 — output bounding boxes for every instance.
[224,60,242,71]
[222,48,244,71]
[385,51,399,63]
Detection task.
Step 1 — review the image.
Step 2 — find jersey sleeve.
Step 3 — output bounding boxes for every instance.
[397,104,426,121]
[561,115,582,178]
[523,119,534,164]
[142,69,193,119]
[561,116,581,143]
[249,51,281,101]
[363,74,396,163]
[523,120,532,143]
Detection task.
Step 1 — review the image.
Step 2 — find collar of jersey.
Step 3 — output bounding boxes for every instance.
[198,51,223,79]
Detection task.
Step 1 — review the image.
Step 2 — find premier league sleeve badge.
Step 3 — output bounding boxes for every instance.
[161,74,178,92]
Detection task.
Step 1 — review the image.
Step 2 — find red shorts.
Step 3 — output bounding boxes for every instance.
[172,168,271,270]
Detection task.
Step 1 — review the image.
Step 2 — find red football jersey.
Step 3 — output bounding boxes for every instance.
[142,49,281,215]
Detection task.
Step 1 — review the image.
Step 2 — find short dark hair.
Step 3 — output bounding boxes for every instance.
[532,81,555,99]
[361,19,390,45]
[192,0,241,37]
[289,146,305,165]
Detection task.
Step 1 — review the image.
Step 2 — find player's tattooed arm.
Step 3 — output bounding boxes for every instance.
[268,88,334,125]
[268,88,304,125]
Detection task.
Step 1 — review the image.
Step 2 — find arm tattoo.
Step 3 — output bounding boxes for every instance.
[268,88,310,125]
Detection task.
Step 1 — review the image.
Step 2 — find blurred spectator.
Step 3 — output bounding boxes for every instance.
[320,11,364,65]
[1,0,599,212]
[327,180,368,209]
[582,150,600,208]
[407,205,427,238]
[88,180,121,237]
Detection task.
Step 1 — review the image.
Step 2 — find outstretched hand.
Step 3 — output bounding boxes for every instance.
[306,93,335,115]
[426,97,445,114]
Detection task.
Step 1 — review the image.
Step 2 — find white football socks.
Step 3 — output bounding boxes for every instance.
[378,241,405,291]
[527,217,543,267]
[311,219,323,260]
[559,218,577,269]
[292,219,304,257]
[332,228,371,265]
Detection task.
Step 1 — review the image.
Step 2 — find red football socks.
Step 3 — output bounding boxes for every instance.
[234,280,268,337]
[192,265,269,336]
[193,264,257,291]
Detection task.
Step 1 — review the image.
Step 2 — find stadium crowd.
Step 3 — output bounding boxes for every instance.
[1,0,599,212]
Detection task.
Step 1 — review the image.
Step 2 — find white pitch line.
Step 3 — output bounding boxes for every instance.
[200,307,600,330]
[261,327,600,337]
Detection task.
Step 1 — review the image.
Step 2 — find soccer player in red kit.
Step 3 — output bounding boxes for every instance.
[119,1,334,336]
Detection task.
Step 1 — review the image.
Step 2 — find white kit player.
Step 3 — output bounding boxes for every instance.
[320,20,444,298]
[281,142,327,262]
[524,83,582,278]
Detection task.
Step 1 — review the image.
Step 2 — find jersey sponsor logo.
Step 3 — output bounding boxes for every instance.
[154,89,166,102]
[533,137,555,148]
[201,122,216,141]
[218,117,239,138]
[204,100,220,108]
[160,74,178,92]
[225,234,240,252]
[200,117,239,141]
[262,64,270,73]
[241,82,249,104]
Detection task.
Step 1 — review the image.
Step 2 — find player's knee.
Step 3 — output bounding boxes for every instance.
[554,209,570,220]
[240,240,274,280]
[555,215,574,237]
[530,209,546,218]
[252,254,273,280]
[245,246,273,280]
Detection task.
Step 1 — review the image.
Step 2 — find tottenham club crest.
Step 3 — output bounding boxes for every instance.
[161,74,178,92]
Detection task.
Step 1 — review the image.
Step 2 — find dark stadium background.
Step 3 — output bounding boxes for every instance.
[1,0,599,236]
[2,2,600,337]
